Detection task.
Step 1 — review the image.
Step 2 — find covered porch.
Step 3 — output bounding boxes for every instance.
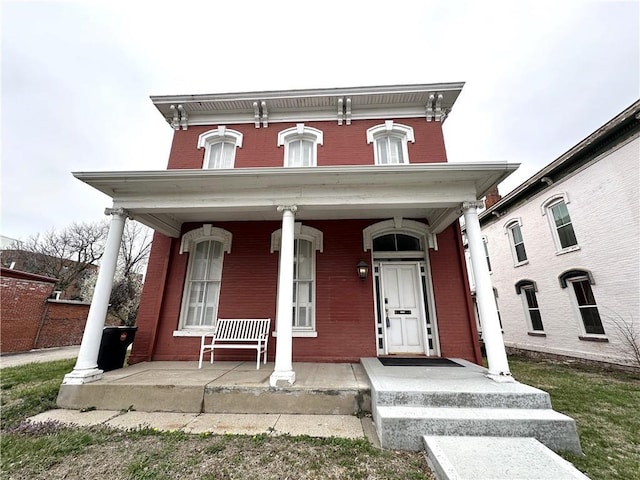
[65,162,518,387]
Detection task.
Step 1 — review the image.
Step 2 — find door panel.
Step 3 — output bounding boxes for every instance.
[381,263,425,354]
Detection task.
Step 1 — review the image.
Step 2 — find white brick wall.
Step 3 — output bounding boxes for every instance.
[481,135,639,366]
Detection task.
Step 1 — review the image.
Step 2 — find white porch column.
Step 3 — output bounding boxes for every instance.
[63,208,128,385]
[462,201,512,380]
[270,205,297,387]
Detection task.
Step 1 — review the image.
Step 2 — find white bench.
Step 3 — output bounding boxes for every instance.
[198,318,271,370]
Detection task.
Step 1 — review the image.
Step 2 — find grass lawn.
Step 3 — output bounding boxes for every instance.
[509,357,640,480]
[1,357,638,479]
[0,359,432,480]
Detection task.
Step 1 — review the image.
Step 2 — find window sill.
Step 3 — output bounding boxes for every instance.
[514,260,529,268]
[578,335,609,343]
[272,331,318,338]
[173,330,214,337]
[527,331,546,337]
[555,245,580,256]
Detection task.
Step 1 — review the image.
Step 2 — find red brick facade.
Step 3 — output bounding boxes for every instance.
[0,268,89,354]
[129,111,481,366]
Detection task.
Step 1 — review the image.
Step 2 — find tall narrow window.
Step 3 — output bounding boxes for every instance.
[542,195,578,253]
[293,239,313,329]
[271,224,323,334]
[559,269,605,336]
[183,240,223,327]
[178,225,232,331]
[505,220,527,265]
[366,121,415,165]
[570,278,605,335]
[277,124,323,167]
[483,237,492,273]
[197,127,243,169]
[516,280,543,332]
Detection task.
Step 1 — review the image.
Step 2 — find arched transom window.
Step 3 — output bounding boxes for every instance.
[197,127,243,169]
[366,121,415,165]
[277,124,323,167]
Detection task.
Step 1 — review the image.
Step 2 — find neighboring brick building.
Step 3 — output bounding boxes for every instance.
[469,100,640,368]
[68,83,519,385]
[0,267,90,353]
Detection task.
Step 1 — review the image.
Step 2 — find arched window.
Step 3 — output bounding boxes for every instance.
[515,280,543,332]
[372,233,421,252]
[366,121,415,165]
[504,218,528,265]
[197,127,243,169]
[179,225,232,329]
[541,193,579,253]
[558,269,605,336]
[277,124,323,167]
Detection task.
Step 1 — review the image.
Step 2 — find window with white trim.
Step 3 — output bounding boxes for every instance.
[559,270,605,336]
[366,121,415,165]
[542,195,578,252]
[197,127,243,169]
[271,224,323,332]
[505,219,528,265]
[515,280,543,332]
[178,226,232,330]
[483,236,492,273]
[277,124,323,167]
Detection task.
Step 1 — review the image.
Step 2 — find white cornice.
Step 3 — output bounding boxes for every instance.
[151,82,465,129]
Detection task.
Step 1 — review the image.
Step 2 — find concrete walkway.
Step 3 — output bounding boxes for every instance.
[26,408,376,443]
[0,345,80,368]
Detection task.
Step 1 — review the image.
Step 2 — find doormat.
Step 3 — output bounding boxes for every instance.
[378,357,462,367]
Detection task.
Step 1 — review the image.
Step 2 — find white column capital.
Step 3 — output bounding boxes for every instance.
[104,207,130,218]
[462,200,485,212]
[277,205,298,214]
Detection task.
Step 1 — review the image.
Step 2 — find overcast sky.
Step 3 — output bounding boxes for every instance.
[2,0,638,241]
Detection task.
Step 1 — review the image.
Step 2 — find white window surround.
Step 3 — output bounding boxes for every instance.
[482,235,492,273]
[197,127,243,169]
[277,124,323,167]
[366,121,415,165]
[541,193,580,255]
[503,218,528,266]
[565,275,607,338]
[174,225,233,335]
[363,218,435,251]
[271,223,323,336]
[515,280,544,333]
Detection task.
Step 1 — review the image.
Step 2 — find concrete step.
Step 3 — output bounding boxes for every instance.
[375,389,551,409]
[423,436,589,480]
[375,405,582,454]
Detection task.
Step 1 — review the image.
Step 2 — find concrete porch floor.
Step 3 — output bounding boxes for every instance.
[57,360,372,415]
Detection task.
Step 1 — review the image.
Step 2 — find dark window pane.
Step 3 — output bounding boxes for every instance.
[515,243,527,262]
[552,202,571,227]
[396,234,421,251]
[572,281,590,306]
[530,310,544,331]
[558,224,578,248]
[373,234,396,251]
[524,288,539,308]
[581,307,605,334]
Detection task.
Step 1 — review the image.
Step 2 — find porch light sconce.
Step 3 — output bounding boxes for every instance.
[356,260,369,280]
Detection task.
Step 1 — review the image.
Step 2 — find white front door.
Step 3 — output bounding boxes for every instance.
[380,262,426,354]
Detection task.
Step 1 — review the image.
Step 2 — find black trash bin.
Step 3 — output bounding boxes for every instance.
[97,326,137,372]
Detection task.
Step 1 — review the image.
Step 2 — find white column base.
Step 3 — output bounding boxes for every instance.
[62,368,104,385]
[486,372,515,383]
[270,370,296,387]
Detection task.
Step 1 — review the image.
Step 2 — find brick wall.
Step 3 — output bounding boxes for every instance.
[35,301,90,349]
[134,219,477,364]
[165,118,448,170]
[1,269,90,354]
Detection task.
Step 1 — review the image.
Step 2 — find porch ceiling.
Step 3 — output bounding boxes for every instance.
[74,163,519,238]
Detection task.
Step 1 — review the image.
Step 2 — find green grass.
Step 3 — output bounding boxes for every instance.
[0,359,76,430]
[509,357,640,480]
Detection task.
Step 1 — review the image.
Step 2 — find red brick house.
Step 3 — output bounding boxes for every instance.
[64,83,518,386]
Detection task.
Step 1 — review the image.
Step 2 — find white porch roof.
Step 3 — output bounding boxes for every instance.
[74,162,519,238]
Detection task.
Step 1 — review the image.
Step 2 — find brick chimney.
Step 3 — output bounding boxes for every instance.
[484,186,502,209]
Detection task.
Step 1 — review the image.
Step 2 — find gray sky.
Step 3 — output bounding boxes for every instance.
[2,0,638,241]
